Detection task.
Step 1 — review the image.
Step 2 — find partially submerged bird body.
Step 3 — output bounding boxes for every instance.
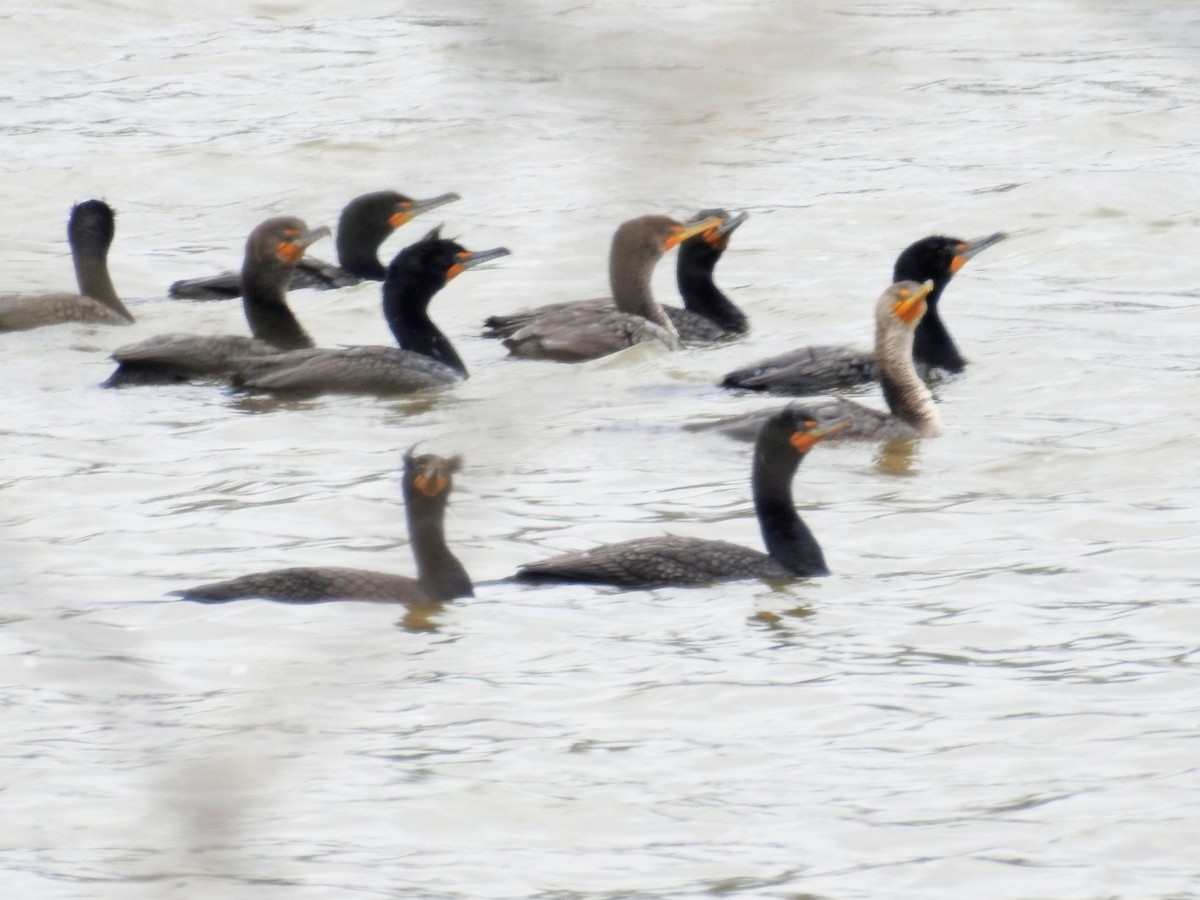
[233,229,511,397]
[721,232,1006,395]
[516,406,848,589]
[233,345,463,396]
[167,191,460,300]
[692,281,941,443]
[485,209,748,348]
[104,217,329,386]
[515,535,797,587]
[0,200,133,332]
[489,212,724,362]
[498,303,679,363]
[174,451,471,604]
[175,567,426,603]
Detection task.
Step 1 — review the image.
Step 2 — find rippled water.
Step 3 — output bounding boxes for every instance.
[3,1,1199,897]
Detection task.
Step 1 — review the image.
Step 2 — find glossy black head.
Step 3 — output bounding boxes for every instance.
[893,232,1006,300]
[386,227,510,301]
[893,232,1004,373]
[678,208,744,269]
[761,405,851,456]
[340,190,461,233]
[385,227,469,302]
[340,191,409,236]
[68,200,116,256]
[336,190,463,271]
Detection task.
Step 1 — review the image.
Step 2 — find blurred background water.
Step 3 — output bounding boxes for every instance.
[1,1,1198,897]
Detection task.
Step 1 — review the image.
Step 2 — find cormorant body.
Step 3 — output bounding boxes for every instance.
[721,232,1006,394]
[104,217,329,386]
[0,200,133,332]
[484,210,748,345]
[486,212,723,362]
[516,406,847,588]
[232,228,510,397]
[691,281,942,442]
[174,451,471,604]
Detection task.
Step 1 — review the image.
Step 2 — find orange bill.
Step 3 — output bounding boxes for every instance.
[663,214,725,251]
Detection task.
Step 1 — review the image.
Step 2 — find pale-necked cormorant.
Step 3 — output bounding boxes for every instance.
[721,232,1006,394]
[104,217,329,387]
[167,191,460,300]
[173,450,471,604]
[515,406,848,588]
[690,281,941,442]
[484,209,749,345]
[232,228,511,397]
[0,200,133,331]
[487,212,723,362]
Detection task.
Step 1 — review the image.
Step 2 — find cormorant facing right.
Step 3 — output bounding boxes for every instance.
[104,216,330,387]
[485,212,724,363]
[167,190,460,300]
[232,228,511,397]
[515,406,849,589]
[721,232,1006,394]
[689,280,941,443]
[483,209,749,345]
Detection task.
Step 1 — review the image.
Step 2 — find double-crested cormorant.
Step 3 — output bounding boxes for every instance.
[487,212,724,362]
[232,228,511,397]
[0,200,133,332]
[104,217,329,387]
[484,209,749,345]
[671,209,751,342]
[689,281,941,442]
[721,232,1006,394]
[167,191,460,300]
[515,406,848,588]
[173,450,471,604]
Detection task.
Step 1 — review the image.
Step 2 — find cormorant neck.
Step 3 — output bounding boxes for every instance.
[407,496,473,601]
[752,440,827,576]
[676,258,747,333]
[73,244,132,321]
[383,277,467,376]
[336,228,388,280]
[911,286,965,372]
[609,253,681,347]
[877,316,943,436]
[241,265,314,351]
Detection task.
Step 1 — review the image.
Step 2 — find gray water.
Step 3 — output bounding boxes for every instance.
[2,1,1199,898]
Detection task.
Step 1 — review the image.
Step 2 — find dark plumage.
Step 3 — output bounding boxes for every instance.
[721,232,1006,394]
[0,200,133,331]
[669,208,750,341]
[167,191,460,300]
[232,228,510,397]
[104,217,329,387]
[173,451,471,604]
[485,209,749,345]
[689,281,942,442]
[516,406,848,589]
[483,212,724,362]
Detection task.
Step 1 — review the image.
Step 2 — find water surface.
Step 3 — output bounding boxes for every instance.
[2,1,1199,898]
